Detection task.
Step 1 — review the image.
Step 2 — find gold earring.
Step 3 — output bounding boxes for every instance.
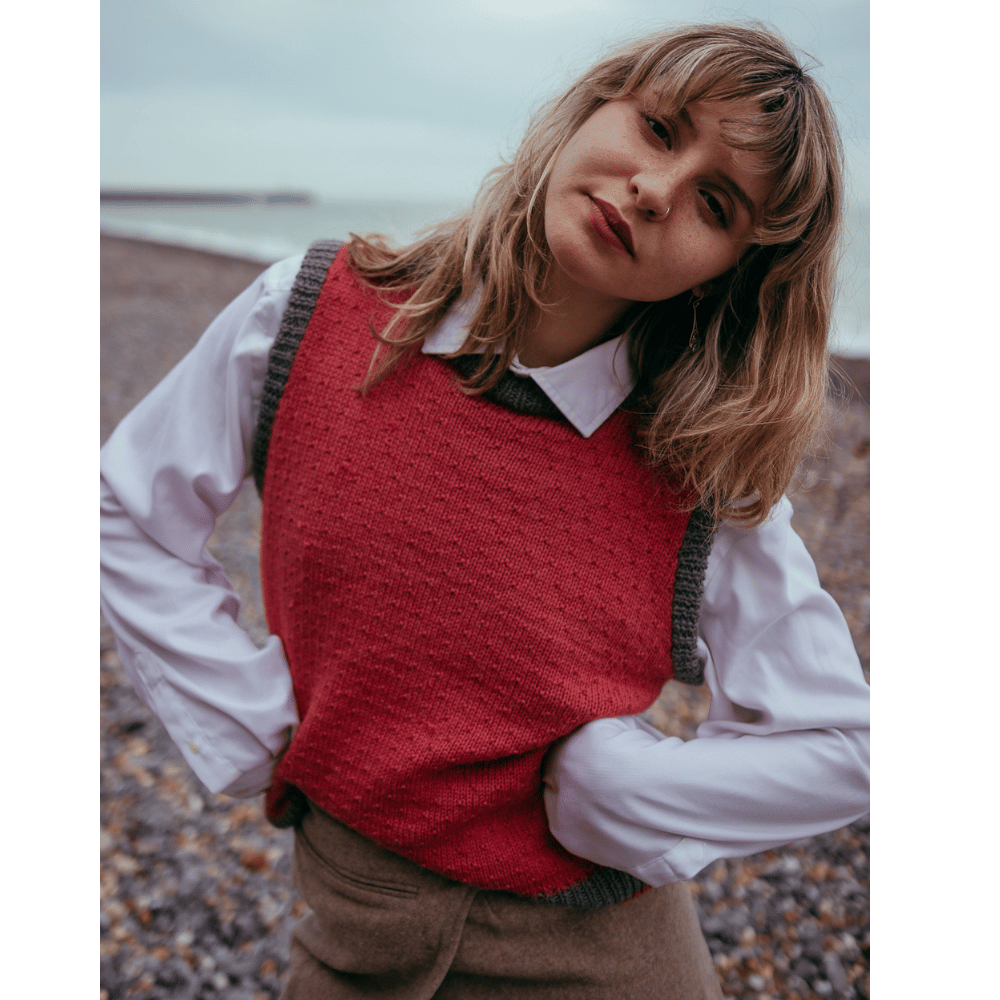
[688,294,703,352]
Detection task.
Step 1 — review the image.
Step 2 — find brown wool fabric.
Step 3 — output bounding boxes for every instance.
[282,800,723,1000]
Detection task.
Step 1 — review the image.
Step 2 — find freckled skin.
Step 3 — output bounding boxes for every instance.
[542,95,774,316]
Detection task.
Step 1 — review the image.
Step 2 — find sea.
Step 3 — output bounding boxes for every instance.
[100,198,869,358]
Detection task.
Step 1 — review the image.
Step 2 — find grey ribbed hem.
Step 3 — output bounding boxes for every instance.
[268,787,308,830]
[536,866,648,908]
[251,239,345,495]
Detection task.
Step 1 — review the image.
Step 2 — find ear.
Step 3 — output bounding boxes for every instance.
[691,282,713,298]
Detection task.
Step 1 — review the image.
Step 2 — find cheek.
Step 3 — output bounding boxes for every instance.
[543,210,589,281]
[541,158,569,238]
[542,180,584,258]
[635,243,731,303]
[671,230,741,285]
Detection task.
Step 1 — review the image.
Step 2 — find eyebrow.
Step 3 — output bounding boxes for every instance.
[715,172,758,224]
[678,106,696,135]
[677,106,759,224]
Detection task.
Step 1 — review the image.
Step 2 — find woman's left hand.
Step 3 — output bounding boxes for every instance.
[543,713,687,872]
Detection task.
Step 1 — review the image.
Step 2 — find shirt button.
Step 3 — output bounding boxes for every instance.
[189,742,199,754]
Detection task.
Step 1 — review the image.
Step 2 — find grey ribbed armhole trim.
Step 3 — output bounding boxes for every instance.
[537,866,648,908]
[251,239,345,495]
[670,505,716,685]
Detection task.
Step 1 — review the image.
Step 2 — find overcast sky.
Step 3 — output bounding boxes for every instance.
[101,0,868,203]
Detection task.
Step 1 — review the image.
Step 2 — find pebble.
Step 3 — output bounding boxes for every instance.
[824,951,850,993]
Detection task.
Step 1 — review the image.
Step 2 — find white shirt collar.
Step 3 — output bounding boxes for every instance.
[421,289,636,438]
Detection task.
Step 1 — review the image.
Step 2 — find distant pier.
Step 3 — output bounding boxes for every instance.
[100,190,314,206]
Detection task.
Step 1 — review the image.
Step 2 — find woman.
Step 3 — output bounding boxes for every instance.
[101,22,869,999]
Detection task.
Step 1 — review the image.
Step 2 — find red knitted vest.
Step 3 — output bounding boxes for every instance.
[258,244,711,904]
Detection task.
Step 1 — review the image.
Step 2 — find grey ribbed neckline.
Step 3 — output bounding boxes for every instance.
[445,354,565,420]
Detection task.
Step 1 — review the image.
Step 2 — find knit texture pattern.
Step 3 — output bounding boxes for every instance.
[257,243,712,906]
[251,239,344,494]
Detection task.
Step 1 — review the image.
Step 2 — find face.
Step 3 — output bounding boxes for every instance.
[542,93,775,312]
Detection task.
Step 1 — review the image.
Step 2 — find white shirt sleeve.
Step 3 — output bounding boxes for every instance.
[543,499,870,885]
[100,254,304,798]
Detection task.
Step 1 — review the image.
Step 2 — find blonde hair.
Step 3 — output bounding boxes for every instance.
[348,23,844,526]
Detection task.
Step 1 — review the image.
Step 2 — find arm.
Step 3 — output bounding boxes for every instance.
[100,254,304,797]
[543,497,870,884]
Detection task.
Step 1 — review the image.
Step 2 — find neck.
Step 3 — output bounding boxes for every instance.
[516,273,631,369]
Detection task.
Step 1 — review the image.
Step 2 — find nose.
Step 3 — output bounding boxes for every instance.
[631,169,677,221]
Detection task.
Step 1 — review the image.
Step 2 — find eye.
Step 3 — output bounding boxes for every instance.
[642,114,672,150]
[700,190,730,227]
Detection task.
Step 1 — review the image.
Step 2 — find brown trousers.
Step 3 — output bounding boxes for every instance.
[282,801,723,999]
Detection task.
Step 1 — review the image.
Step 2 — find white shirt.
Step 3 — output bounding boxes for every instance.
[100,253,870,887]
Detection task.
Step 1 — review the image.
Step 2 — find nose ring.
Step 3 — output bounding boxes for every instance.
[650,206,670,219]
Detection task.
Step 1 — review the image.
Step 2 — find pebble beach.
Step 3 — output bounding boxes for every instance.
[100,235,870,1000]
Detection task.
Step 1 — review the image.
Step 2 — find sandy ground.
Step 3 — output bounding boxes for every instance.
[101,235,869,1000]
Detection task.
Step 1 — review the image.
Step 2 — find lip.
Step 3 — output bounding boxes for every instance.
[589,196,634,257]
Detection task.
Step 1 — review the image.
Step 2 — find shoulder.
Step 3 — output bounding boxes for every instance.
[701,496,863,677]
[256,252,307,302]
[221,253,307,362]
[711,495,795,556]
[705,497,819,606]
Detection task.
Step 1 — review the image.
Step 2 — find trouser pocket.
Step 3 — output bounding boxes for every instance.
[290,801,474,978]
